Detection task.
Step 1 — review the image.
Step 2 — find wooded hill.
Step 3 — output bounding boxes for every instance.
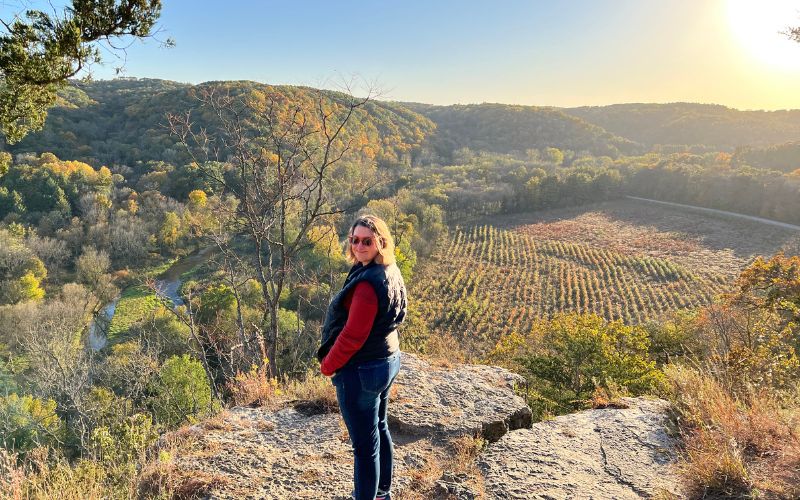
[402,102,640,158]
[10,78,436,170]
[12,79,800,170]
[565,102,800,151]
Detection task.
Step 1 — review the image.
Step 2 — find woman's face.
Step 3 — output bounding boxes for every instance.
[350,225,380,265]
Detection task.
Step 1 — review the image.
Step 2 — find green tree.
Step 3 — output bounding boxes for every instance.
[544,147,564,165]
[0,151,10,177]
[197,284,236,325]
[0,0,164,142]
[13,271,45,302]
[158,211,182,249]
[0,393,64,454]
[149,354,212,428]
[491,313,664,415]
[76,246,116,303]
[0,229,48,305]
[733,253,800,326]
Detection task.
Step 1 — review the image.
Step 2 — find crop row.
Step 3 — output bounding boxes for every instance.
[412,224,731,356]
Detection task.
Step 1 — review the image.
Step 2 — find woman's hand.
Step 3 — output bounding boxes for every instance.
[320,357,335,377]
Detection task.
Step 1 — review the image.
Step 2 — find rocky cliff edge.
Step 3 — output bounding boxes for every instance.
[149,353,683,499]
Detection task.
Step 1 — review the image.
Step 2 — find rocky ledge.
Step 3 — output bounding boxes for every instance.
[157,354,683,499]
[479,398,683,499]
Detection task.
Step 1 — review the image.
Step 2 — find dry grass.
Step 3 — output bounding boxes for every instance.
[136,423,231,499]
[0,449,24,500]
[253,419,275,432]
[159,423,205,451]
[137,460,230,500]
[134,420,218,498]
[283,371,339,414]
[226,363,281,408]
[227,364,338,415]
[399,451,444,500]
[10,455,117,500]
[590,385,630,410]
[424,333,467,369]
[665,365,800,498]
[449,435,487,473]
[199,411,235,432]
[395,435,488,500]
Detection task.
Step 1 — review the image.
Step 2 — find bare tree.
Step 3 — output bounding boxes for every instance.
[167,82,375,376]
[785,26,800,43]
[4,284,98,448]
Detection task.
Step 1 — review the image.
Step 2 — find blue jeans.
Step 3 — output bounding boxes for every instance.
[332,352,401,500]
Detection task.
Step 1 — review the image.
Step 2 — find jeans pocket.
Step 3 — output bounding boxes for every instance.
[357,360,394,395]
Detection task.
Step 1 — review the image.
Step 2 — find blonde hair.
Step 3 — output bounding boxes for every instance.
[346,214,396,266]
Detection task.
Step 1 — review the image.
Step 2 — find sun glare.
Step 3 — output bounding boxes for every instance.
[727,0,800,70]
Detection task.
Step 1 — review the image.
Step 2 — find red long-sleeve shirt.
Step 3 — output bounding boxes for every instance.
[320,281,378,376]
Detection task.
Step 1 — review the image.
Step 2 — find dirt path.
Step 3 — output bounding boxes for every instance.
[626,196,800,232]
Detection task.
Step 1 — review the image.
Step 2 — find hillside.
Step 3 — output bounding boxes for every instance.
[9,79,436,170]
[565,102,800,150]
[12,81,800,168]
[14,82,643,169]
[404,102,640,158]
[732,141,800,173]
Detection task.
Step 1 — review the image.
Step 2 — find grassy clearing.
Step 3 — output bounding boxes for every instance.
[226,364,339,413]
[396,435,487,500]
[106,285,159,342]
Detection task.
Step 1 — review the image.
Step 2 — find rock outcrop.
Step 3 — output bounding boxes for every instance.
[389,354,533,441]
[160,354,683,499]
[479,398,682,499]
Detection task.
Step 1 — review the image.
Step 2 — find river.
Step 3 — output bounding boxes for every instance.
[88,246,214,350]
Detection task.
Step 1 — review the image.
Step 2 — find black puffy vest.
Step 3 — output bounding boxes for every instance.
[317,261,407,367]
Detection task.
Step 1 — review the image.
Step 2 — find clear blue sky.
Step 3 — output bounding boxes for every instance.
[7,0,800,109]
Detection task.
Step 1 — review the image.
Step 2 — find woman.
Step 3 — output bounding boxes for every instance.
[318,215,407,500]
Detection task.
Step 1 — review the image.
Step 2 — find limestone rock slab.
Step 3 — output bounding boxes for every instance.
[168,353,531,499]
[478,397,684,499]
[391,353,533,441]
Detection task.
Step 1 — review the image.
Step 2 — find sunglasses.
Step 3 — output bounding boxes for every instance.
[348,236,375,247]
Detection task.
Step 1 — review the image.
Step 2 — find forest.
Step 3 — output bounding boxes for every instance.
[0,77,799,497]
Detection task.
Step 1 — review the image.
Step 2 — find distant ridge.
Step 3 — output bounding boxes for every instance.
[404,101,640,158]
[564,102,800,150]
[10,79,800,164]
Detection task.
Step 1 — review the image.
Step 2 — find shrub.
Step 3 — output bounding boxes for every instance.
[0,393,64,455]
[129,307,191,360]
[226,361,280,408]
[99,342,159,401]
[149,355,213,428]
[19,456,110,499]
[90,412,158,473]
[490,312,665,416]
[196,284,236,325]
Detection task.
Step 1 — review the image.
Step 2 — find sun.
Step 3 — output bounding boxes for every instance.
[727,0,800,70]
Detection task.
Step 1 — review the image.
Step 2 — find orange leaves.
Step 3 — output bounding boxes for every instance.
[29,153,110,184]
[733,253,800,321]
